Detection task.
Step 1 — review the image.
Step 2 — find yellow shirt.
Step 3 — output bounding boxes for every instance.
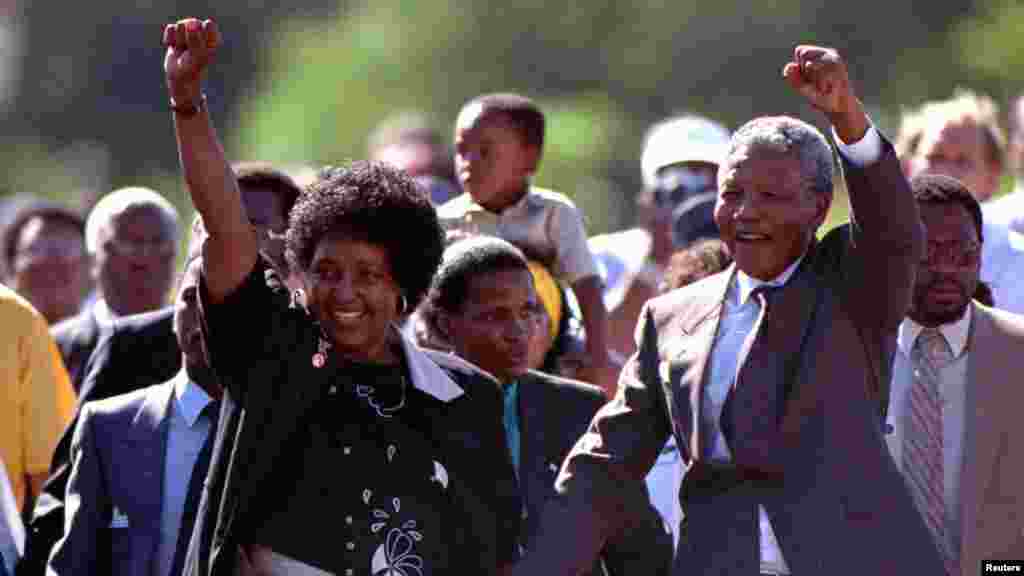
[0,284,75,510]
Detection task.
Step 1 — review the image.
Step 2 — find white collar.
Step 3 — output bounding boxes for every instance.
[452,187,532,216]
[92,298,119,326]
[172,369,215,428]
[897,305,972,359]
[395,326,465,402]
[733,252,806,307]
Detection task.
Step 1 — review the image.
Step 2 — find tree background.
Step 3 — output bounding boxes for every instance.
[1,0,1021,245]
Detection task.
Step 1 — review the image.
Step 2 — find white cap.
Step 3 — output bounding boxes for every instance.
[641,115,731,189]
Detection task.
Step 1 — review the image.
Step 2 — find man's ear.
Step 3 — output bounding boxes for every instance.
[436,312,454,342]
[89,250,103,283]
[524,144,541,175]
[983,159,1003,200]
[812,189,833,230]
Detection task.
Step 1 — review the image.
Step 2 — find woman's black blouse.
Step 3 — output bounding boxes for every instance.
[197,258,521,575]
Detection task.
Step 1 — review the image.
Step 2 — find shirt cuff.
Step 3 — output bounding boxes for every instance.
[832,123,882,167]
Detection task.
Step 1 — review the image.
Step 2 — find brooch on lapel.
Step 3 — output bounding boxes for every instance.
[313,334,330,368]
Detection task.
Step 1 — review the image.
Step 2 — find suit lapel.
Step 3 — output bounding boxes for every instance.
[679,253,819,465]
[959,304,1002,562]
[68,308,101,385]
[668,267,732,462]
[129,380,175,569]
[77,322,114,404]
[769,256,823,444]
[516,374,549,516]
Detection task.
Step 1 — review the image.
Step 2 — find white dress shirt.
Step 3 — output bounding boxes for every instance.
[644,435,683,551]
[589,227,652,311]
[977,217,1024,316]
[155,371,215,576]
[691,125,882,574]
[91,298,119,327]
[0,457,23,576]
[886,309,971,563]
[982,183,1024,236]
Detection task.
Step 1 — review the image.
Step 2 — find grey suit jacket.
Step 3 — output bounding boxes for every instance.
[956,303,1024,572]
[23,309,180,576]
[517,370,671,576]
[46,381,174,576]
[516,138,948,575]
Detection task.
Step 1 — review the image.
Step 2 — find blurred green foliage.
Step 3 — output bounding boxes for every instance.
[1,0,1022,245]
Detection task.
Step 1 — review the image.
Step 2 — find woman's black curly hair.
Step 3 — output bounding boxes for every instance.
[285,161,444,309]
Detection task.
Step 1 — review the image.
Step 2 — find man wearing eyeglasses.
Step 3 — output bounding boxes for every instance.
[51,187,181,393]
[1,200,87,325]
[886,173,1024,573]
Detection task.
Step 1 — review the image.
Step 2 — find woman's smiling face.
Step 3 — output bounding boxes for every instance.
[304,234,402,363]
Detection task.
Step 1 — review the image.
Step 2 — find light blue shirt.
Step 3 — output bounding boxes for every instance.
[155,371,214,576]
[703,256,803,575]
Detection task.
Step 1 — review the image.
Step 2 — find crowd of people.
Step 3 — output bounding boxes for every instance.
[0,15,1023,576]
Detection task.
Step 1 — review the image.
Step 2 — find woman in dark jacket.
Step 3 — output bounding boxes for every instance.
[162,18,520,576]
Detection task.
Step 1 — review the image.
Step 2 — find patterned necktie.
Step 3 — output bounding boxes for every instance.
[905,328,957,575]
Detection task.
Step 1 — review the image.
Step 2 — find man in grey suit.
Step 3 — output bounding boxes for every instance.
[511,46,947,576]
[47,255,221,576]
[51,187,181,393]
[419,235,672,576]
[887,174,1024,574]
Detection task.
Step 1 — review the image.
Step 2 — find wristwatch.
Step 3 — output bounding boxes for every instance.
[170,94,207,117]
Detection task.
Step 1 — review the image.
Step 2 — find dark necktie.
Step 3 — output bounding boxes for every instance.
[169,400,220,576]
[715,285,781,574]
[721,284,780,464]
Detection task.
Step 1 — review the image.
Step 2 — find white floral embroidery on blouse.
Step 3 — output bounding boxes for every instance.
[362,445,453,575]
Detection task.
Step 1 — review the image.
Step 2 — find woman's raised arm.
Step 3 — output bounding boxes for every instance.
[163,18,258,303]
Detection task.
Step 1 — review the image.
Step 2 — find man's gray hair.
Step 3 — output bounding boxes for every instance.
[84,187,181,255]
[726,116,835,197]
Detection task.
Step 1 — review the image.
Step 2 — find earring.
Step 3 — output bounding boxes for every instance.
[397,293,409,316]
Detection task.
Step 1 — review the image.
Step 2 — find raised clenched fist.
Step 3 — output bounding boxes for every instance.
[162,18,220,107]
[782,45,868,142]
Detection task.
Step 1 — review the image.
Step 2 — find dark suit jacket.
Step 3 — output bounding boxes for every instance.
[50,306,100,394]
[516,370,671,576]
[46,380,177,576]
[516,137,948,575]
[20,309,179,576]
[184,261,522,576]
